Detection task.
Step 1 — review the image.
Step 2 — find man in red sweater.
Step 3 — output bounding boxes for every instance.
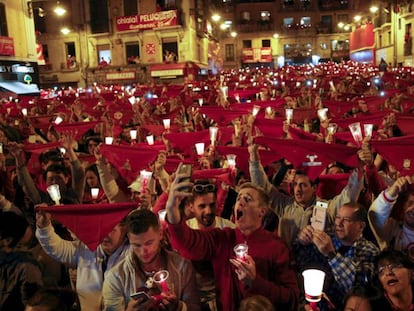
[166,166,299,311]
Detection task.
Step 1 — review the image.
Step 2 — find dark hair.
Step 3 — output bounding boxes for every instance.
[43,163,69,180]
[26,287,80,311]
[86,136,102,146]
[85,164,101,189]
[0,211,29,248]
[344,285,381,309]
[342,202,368,222]
[39,149,63,166]
[127,209,159,235]
[239,295,274,311]
[189,179,217,202]
[375,249,414,271]
[295,170,318,186]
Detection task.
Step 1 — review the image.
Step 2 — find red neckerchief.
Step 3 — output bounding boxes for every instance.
[385,292,414,311]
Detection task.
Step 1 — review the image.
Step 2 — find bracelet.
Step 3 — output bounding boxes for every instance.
[383,191,396,203]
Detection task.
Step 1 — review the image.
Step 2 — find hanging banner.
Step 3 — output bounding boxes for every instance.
[0,36,15,56]
[242,47,272,63]
[116,10,178,32]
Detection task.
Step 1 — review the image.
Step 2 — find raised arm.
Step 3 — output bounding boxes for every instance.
[8,142,42,204]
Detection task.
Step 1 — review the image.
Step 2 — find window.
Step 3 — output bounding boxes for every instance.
[162,40,178,63]
[65,42,77,69]
[42,44,49,63]
[301,17,311,27]
[283,17,294,27]
[0,3,8,36]
[66,42,76,58]
[225,44,235,61]
[97,44,111,65]
[337,14,349,24]
[123,0,138,15]
[242,40,252,48]
[260,11,271,22]
[241,11,250,22]
[89,0,109,33]
[262,39,271,47]
[126,42,140,64]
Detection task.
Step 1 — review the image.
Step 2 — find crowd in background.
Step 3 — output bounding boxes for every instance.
[2,60,414,310]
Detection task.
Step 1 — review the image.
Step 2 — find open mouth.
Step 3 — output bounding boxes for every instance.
[387,279,398,286]
[236,210,244,220]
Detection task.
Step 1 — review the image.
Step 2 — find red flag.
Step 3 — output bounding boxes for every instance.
[36,202,136,251]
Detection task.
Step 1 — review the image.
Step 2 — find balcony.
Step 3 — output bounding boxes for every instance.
[236,20,274,33]
[280,0,314,12]
[281,24,316,36]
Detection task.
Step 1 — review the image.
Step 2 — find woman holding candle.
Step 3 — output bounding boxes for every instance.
[82,164,107,204]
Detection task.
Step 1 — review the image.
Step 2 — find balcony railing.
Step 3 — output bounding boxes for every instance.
[236,20,273,33]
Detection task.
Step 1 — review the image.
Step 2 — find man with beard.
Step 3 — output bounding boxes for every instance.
[102,209,200,311]
[293,202,379,311]
[166,166,299,311]
[368,175,414,252]
[185,179,234,311]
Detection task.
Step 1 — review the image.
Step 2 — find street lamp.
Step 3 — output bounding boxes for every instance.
[54,2,66,16]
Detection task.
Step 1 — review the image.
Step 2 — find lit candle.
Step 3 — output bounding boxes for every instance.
[91,187,99,200]
[153,270,170,293]
[130,129,137,141]
[195,142,205,156]
[348,122,363,146]
[209,126,218,146]
[105,136,113,145]
[226,154,237,170]
[158,209,167,222]
[46,184,61,205]
[54,116,63,125]
[252,105,260,117]
[302,269,325,306]
[139,170,152,194]
[363,123,373,137]
[146,135,154,145]
[163,119,171,130]
[233,243,248,261]
[317,108,328,121]
[285,108,294,124]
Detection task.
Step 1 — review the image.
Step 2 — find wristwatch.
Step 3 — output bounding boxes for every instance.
[326,251,336,260]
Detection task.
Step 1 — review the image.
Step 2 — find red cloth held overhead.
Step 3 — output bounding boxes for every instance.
[54,121,103,140]
[370,134,414,176]
[99,144,160,184]
[36,202,136,250]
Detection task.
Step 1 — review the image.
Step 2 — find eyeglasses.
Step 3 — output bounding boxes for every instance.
[334,215,358,224]
[377,263,404,276]
[192,184,216,193]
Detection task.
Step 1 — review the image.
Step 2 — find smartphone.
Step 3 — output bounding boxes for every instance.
[311,201,328,231]
[177,164,193,192]
[130,291,151,301]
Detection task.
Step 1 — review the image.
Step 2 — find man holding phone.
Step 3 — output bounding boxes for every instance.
[102,209,200,311]
[165,165,299,311]
[293,202,379,311]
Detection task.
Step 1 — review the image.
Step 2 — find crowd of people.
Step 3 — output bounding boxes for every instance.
[2,60,414,310]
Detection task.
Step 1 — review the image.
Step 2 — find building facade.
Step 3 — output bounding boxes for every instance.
[1,0,414,92]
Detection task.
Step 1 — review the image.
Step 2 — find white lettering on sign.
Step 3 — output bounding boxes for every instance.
[106,71,136,80]
[151,69,184,77]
